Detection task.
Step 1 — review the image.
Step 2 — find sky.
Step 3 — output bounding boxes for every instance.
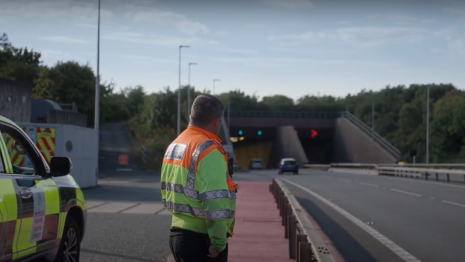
[1,0,464,100]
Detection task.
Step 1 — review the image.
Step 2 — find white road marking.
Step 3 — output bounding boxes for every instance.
[86,201,169,214]
[122,203,165,214]
[86,201,106,209]
[88,202,139,213]
[390,189,422,197]
[282,179,422,262]
[359,182,380,188]
[442,200,465,208]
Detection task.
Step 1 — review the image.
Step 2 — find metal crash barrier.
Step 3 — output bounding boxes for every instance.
[377,166,465,183]
[269,179,337,262]
[305,163,465,184]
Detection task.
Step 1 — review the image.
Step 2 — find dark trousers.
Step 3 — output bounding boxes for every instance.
[169,227,228,262]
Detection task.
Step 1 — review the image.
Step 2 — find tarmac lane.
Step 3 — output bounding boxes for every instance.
[78,171,274,262]
[275,169,465,262]
[79,172,172,262]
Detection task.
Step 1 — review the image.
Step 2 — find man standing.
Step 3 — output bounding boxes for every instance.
[161,94,237,262]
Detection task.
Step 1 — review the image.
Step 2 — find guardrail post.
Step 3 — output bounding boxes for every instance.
[280,193,285,220]
[447,173,450,182]
[277,189,282,209]
[425,173,428,180]
[435,173,438,181]
[299,242,312,262]
[282,197,288,226]
[288,215,296,259]
[296,234,308,262]
[285,204,292,239]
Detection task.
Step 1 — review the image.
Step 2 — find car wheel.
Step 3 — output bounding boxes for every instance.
[53,216,81,262]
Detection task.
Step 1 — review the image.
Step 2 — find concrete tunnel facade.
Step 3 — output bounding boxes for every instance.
[228,112,399,169]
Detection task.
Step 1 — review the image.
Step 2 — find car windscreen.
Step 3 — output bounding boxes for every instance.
[284,160,296,165]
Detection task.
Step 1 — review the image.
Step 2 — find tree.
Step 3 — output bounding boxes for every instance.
[297,95,344,111]
[0,33,42,87]
[431,92,465,162]
[33,61,113,127]
[261,95,294,109]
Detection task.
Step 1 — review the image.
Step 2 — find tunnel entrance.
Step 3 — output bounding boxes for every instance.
[230,126,334,169]
[229,111,400,165]
[229,127,276,169]
[297,128,334,165]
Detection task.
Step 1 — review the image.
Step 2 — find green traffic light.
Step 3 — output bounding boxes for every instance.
[257,130,262,135]
[238,130,243,135]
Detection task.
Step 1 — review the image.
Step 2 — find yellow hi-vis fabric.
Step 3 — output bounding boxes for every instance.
[0,116,88,261]
[161,126,236,252]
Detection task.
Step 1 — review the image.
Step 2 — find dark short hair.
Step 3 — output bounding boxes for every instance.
[190,94,224,126]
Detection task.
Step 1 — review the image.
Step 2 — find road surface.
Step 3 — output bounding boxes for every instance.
[249,169,465,262]
[36,168,464,262]
[73,171,269,262]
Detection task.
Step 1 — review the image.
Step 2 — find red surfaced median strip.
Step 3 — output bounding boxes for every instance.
[228,181,294,262]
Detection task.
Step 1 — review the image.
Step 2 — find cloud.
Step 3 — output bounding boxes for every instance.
[130,9,208,35]
[259,0,312,9]
[442,7,465,15]
[120,55,178,64]
[214,56,396,68]
[103,31,218,46]
[338,21,351,25]
[39,36,88,44]
[244,24,266,29]
[388,14,435,24]
[268,26,449,48]
[216,31,231,37]
[40,50,70,62]
[0,0,113,22]
[121,54,153,61]
[448,39,465,56]
[217,47,258,54]
[75,23,97,29]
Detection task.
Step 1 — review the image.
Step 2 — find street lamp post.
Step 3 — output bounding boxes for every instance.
[177,45,190,136]
[187,62,197,120]
[94,0,101,130]
[426,87,430,164]
[213,79,221,95]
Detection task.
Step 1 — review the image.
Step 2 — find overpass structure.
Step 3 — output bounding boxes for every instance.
[225,111,401,169]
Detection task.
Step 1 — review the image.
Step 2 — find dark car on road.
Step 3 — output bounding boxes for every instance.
[278,158,298,175]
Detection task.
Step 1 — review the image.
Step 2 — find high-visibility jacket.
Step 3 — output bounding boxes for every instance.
[161,125,237,252]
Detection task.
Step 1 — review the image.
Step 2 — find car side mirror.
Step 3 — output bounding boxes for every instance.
[228,157,234,176]
[50,157,73,177]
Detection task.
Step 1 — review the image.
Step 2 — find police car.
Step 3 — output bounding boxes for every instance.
[0,115,87,262]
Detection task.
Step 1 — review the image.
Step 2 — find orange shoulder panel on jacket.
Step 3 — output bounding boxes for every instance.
[163,128,221,169]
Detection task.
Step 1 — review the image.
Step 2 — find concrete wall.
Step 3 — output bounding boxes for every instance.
[0,78,32,122]
[233,141,273,170]
[332,118,397,163]
[272,126,309,167]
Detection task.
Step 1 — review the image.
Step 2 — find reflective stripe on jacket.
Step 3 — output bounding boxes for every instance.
[161,126,236,251]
